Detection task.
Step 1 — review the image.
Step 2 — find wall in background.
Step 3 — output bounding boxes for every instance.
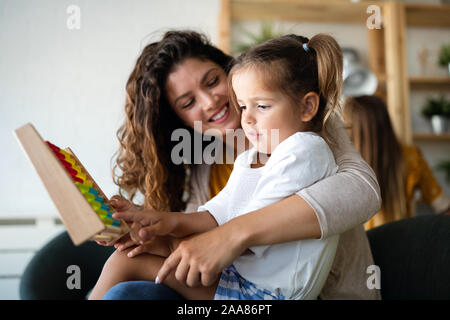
[0,0,220,218]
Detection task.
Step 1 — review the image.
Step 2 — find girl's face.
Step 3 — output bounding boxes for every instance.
[166,58,241,137]
[232,68,304,154]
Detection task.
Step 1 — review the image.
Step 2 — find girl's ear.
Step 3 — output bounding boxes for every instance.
[300,92,319,122]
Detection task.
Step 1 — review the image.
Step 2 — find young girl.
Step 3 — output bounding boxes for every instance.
[90,33,359,300]
[194,33,342,299]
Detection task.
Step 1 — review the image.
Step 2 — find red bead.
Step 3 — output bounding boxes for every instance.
[45,141,60,151]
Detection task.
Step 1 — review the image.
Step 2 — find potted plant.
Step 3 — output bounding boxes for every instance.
[421,96,450,134]
[234,22,284,55]
[438,43,450,76]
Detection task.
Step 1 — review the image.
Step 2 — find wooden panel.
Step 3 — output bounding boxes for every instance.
[218,0,231,54]
[14,123,105,246]
[383,1,412,145]
[413,133,450,142]
[230,0,380,24]
[367,28,385,78]
[409,77,450,90]
[405,4,450,28]
[367,27,386,101]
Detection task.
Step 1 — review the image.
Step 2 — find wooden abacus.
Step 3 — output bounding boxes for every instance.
[14,123,130,246]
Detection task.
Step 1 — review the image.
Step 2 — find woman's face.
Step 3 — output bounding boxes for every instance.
[166,58,241,137]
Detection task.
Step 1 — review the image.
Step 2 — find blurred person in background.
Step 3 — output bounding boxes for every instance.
[343,95,450,230]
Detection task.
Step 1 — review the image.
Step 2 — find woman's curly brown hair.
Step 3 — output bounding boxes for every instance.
[113,30,233,211]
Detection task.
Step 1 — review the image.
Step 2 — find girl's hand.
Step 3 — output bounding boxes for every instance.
[156,224,247,288]
[94,195,138,248]
[112,210,183,240]
[109,195,135,212]
[113,233,136,251]
[126,236,180,258]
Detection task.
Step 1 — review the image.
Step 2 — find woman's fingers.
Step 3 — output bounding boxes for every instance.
[201,269,219,287]
[174,259,190,284]
[156,228,243,288]
[186,264,201,287]
[156,250,182,284]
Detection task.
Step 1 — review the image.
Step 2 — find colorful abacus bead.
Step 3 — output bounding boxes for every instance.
[74,183,120,226]
[46,141,122,228]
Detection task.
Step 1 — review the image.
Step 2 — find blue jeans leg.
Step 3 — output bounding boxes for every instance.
[103,281,185,300]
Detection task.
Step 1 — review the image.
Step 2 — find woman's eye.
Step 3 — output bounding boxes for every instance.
[207,76,219,87]
[239,105,246,110]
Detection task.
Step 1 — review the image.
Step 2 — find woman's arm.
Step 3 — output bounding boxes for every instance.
[156,115,381,286]
[298,113,381,238]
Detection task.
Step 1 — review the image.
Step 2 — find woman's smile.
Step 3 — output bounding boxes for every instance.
[209,103,230,123]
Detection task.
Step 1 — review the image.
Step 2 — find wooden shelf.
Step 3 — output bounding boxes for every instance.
[229,0,381,24]
[413,133,450,141]
[405,4,450,28]
[409,77,450,90]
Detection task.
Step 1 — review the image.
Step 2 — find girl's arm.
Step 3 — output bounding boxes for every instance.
[112,209,217,239]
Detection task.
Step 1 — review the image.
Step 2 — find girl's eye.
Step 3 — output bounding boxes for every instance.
[207,76,219,87]
[182,99,194,109]
[257,104,270,109]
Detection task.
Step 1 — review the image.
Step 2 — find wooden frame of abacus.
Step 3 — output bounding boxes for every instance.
[14,123,130,246]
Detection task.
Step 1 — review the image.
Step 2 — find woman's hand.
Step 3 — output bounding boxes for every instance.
[155,223,248,288]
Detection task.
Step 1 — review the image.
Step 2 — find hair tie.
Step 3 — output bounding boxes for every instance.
[302,43,309,52]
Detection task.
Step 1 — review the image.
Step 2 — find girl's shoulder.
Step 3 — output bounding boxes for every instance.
[273,132,330,158]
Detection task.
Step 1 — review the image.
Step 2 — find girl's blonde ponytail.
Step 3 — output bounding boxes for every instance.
[308,34,343,127]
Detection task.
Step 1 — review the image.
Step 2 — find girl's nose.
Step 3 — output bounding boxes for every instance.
[242,109,255,125]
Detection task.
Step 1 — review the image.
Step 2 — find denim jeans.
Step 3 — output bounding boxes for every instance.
[103,281,185,300]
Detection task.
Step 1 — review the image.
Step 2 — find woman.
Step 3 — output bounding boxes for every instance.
[101,30,381,300]
[343,95,450,230]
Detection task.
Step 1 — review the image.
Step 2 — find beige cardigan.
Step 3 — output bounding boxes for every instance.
[185,115,382,300]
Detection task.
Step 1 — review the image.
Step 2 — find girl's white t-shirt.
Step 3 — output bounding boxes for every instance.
[199,132,339,299]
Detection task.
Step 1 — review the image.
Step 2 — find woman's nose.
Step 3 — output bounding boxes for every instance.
[199,91,216,111]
